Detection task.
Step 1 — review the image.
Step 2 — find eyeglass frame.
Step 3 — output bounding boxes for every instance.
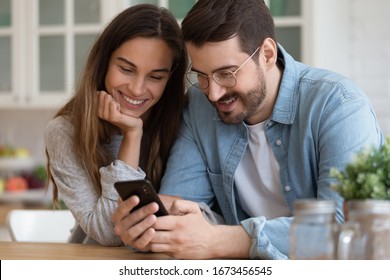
[186,46,260,90]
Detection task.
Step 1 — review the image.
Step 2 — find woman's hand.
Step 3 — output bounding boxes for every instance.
[98,90,143,135]
[98,91,143,168]
[112,195,160,251]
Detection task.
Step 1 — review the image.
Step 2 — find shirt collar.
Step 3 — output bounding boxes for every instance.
[269,44,300,125]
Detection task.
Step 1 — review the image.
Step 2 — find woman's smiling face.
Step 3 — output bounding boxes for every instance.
[105,37,174,120]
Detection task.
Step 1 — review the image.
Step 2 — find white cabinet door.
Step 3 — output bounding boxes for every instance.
[26,0,103,108]
[0,0,18,105]
[0,0,118,109]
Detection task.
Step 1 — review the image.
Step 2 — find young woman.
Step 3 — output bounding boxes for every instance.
[44,4,188,245]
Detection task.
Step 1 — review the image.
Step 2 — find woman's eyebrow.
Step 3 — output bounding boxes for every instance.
[116,57,170,73]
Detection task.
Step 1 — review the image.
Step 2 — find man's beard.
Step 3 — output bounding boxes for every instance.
[216,74,266,124]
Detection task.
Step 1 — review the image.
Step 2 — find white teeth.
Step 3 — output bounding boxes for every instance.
[123,95,145,105]
[220,97,236,104]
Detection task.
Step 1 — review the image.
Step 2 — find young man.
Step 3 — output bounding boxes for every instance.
[112,0,383,259]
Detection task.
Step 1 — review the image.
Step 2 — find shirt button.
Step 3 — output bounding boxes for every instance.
[275,139,282,146]
[284,185,291,192]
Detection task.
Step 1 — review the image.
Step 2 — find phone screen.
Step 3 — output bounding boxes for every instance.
[114,179,168,216]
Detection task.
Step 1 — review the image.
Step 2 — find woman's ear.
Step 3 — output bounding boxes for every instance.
[261,38,278,70]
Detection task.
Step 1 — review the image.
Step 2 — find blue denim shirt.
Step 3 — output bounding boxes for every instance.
[160,45,384,259]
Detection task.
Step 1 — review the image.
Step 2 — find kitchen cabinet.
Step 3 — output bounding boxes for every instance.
[0,0,119,109]
[266,0,303,61]
[0,0,13,104]
[0,0,196,109]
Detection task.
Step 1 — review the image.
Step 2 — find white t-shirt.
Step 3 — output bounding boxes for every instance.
[235,121,291,219]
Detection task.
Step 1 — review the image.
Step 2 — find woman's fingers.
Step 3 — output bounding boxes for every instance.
[98,91,120,122]
[112,196,160,249]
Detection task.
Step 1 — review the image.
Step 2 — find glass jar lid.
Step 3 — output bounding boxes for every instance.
[293,199,336,215]
[346,199,390,215]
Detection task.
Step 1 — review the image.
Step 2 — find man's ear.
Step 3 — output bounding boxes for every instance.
[261,37,278,70]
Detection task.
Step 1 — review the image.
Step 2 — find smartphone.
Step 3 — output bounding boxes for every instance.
[114,179,168,216]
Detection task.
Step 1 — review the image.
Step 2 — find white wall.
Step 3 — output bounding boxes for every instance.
[307,0,390,136]
[349,0,390,136]
[305,0,351,76]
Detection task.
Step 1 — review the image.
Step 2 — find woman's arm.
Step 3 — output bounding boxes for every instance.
[45,117,145,245]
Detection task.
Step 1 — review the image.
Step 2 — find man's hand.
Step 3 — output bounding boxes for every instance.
[159,194,181,210]
[148,200,222,259]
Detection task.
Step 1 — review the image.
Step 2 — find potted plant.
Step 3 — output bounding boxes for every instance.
[330,137,390,200]
[330,138,390,259]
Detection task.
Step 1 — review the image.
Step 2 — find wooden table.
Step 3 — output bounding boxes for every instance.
[0,241,173,260]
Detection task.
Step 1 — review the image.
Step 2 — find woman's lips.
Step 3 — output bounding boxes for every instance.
[118,90,147,107]
[122,94,146,105]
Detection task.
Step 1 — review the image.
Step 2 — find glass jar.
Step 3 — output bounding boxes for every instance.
[290,199,339,259]
[338,200,390,259]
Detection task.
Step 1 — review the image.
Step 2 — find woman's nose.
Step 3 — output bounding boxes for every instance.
[127,76,145,96]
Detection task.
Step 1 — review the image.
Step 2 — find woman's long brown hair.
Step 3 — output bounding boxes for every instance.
[46,4,188,206]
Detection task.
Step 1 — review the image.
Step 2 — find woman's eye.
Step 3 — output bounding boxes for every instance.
[119,66,134,74]
[150,75,163,81]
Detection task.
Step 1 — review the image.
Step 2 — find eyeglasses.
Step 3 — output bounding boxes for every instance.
[186,46,260,90]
